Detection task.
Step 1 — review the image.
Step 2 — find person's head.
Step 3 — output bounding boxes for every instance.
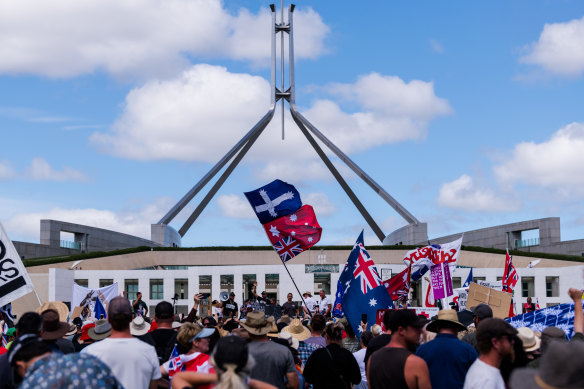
[240,311,275,340]
[310,314,326,333]
[229,292,235,301]
[287,293,293,302]
[211,336,254,387]
[382,309,394,333]
[108,296,133,332]
[155,301,175,324]
[526,297,532,304]
[202,316,217,328]
[540,326,566,353]
[270,297,276,305]
[8,335,52,380]
[40,309,69,341]
[16,312,42,337]
[426,309,467,335]
[371,324,383,337]
[360,330,373,348]
[261,291,267,299]
[136,292,142,300]
[516,327,541,354]
[302,291,311,299]
[476,318,517,361]
[471,304,493,326]
[324,323,343,344]
[388,309,427,349]
[319,290,325,299]
[177,323,214,353]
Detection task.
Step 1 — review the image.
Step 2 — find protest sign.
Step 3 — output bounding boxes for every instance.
[376,307,439,330]
[467,282,512,319]
[430,261,453,300]
[454,287,469,311]
[71,282,118,320]
[477,280,503,291]
[0,223,34,307]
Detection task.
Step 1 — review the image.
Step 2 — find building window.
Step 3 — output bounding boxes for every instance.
[220,275,234,293]
[99,279,114,288]
[125,279,139,301]
[174,279,188,300]
[314,274,331,295]
[452,277,461,290]
[243,274,257,300]
[473,276,486,283]
[265,274,279,301]
[545,277,559,297]
[74,279,88,288]
[521,277,535,298]
[175,305,188,317]
[150,279,164,300]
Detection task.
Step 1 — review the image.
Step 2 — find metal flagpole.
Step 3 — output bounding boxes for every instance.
[280,259,313,318]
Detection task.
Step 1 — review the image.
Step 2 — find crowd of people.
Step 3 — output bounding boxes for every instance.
[0,287,582,389]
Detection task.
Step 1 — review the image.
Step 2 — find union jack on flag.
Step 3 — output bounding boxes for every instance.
[353,243,382,294]
[503,249,519,292]
[273,236,304,262]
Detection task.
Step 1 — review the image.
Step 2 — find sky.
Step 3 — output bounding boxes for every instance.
[2,0,584,248]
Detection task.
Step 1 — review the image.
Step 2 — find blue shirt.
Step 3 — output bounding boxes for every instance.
[416,333,478,389]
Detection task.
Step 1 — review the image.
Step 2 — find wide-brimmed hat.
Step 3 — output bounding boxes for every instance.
[37,301,69,322]
[509,341,584,389]
[303,291,312,297]
[266,323,280,338]
[65,324,77,337]
[277,315,292,325]
[281,318,311,341]
[278,331,299,350]
[130,316,151,336]
[426,309,466,333]
[517,327,541,352]
[88,319,111,340]
[40,309,70,340]
[240,311,275,336]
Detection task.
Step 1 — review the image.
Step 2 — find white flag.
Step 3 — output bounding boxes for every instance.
[0,222,34,307]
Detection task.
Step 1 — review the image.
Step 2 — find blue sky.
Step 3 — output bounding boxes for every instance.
[2,0,584,248]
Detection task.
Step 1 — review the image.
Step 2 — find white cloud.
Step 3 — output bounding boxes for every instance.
[303,192,336,216]
[520,16,584,76]
[429,39,444,54]
[217,194,255,219]
[494,122,584,195]
[26,157,86,182]
[92,67,452,171]
[437,174,520,212]
[0,162,14,179]
[0,1,328,78]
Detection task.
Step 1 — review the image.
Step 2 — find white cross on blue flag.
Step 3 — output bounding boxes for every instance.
[244,179,302,224]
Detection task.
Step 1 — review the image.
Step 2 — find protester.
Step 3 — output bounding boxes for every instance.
[133,292,149,317]
[364,309,393,366]
[130,316,151,337]
[304,314,326,348]
[186,293,204,323]
[75,322,96,352]
[463,318,517,389]
[281,318,316,367]
[367,309,430,389]
[416,309,477,389]
[527,326,565,368]
[40,309,75,354]
[522,297,536,314]
[143,301,179,364]
[304,323,361,389]
[161,323,215,380]
[370,324,382,337]
[241,311,298,389]
[282,293,299,318]
[516,327,540,361]
[222,292,239,319]
[352,330,372,389]
[509,340,584,389]
[6,335,52,386]
[82,296,161,389]
[462,303,493,353]
[88,319,112,342]
[339,317,359,353]
[316,290,331,318]
[302,292,316,316]
[171,336,278,389]
[569,287,584,339]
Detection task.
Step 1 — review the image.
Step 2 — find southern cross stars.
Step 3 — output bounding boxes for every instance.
[269,225,279,237]
[369,298,377,307]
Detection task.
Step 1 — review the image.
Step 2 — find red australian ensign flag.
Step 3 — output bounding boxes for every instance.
[383,266,411,301]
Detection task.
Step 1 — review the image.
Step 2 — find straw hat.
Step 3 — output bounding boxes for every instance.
[279,331,299,350]
[426,309,466,333]
[281,318,311,341]
[517,327,541,353]
[240,311,275,336]
[37,301,69,322]
[88,319,111,340]
[130,316,151,336]
[303,291,312,297]
[266,323,280,338]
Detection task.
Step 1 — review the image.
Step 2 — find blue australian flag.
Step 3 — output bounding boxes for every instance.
[94,297,107,319]
[335,231,393,338]
[244,179,302,224]
[462,268,473,288]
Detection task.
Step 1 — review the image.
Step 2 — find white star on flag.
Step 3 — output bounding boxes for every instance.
[291,231,296,236]
[369,298,377,307]
[290,214,297,222]
[308,237,313,242]
[269,226,279,237]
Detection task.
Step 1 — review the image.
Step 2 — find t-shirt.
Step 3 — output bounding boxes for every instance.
[303,297,316,313]
[133,300,148,315]
[317,296,331,316]
[463,358,505,389]
[222,300,238,318]
[146,328,178,364]
[82,337,162,389]
[162,351,215,389]
[353,348,367,385]
[282,301,298,317]
[248,341,296,389]
[305,336,326,348]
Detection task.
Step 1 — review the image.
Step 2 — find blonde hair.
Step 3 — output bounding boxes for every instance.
[371,324,383,337]
[177,322,203,349]
[210,354,255,389]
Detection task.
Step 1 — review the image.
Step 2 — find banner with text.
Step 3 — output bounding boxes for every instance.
[0,223,34,307]
[430,261,454,299]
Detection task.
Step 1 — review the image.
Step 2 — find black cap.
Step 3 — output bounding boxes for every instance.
[477,318,517,340]
[470,304,493,320]
[388,309,428,332]
[229,292,236,297]
[213,336,248,372]
[155,301,174,319]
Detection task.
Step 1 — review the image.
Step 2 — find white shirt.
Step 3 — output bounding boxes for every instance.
[353,348,367,384]
[303,296,316,313]
[318,296,331,315]
[463,358,505,389]
[82,337,162,389]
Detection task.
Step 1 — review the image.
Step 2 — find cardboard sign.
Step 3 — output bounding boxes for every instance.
[454,288,469,311]
[467,282,512,319]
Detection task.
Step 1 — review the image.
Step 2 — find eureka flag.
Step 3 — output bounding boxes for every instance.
[339,231,393,338]
[244,180,302,224]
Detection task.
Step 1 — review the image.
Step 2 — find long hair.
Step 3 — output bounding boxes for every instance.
[210,353,255,389]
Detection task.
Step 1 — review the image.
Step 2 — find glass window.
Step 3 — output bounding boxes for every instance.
[175,279,188,300]
[99,279,114,288]
[150,279,164,300]
[472,276,486,283]
[243,274,257,300]
[521,277,535,298]
[74,279,88,288]
[452,277,461,289]
[265,274,279,301]
[314,274,331,295]
[220,275,234,293]
[125,279,139,301]
[545,277,559,297]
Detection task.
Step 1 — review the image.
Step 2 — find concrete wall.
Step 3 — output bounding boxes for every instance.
[384,223,428,245]
[151,224,181,247]
[13,241,78,259]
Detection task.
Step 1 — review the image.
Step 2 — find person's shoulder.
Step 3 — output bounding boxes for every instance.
[405,353,427,370]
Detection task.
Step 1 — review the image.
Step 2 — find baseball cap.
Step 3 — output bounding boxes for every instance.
[213,336,249,372]
[155,301,174,319]
[388,309,428,332]
[189,327,215,343]
[229,292,236,297]
[476,318,517,342]
[470,304,493,319]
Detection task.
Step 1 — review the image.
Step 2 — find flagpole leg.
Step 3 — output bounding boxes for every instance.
[33,290,42,307]
[281,260,313,319]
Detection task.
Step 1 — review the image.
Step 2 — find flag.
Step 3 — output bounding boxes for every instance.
[94,296,107,319]
[166,345,184,381]
[502,250,519,292]
[383,267,410,301]
[340,231,393,338]
[0,304,16,328]
[528,259,541,268]
[462,268,473,288]
[272,236,304,262]
[263,205,322,250]
[506,301,584,339]
[0,223,35,307]
[244,180,302,224]
[424,280,436,308]
[403,236,463,282]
